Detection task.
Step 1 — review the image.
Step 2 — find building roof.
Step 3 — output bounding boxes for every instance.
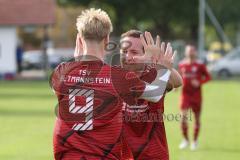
[0,0,55,25]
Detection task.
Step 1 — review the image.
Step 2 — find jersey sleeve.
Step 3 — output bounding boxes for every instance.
[140,67,157,83]
[111,66,146,105]
[50,62,71,94]
[50,64,62,94]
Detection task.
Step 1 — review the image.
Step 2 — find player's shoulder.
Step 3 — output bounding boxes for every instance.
[52,61,66,74]
[54,61,75,71]
[54,60,89,78]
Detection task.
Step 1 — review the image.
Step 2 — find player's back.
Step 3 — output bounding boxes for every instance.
[51,60,139,159]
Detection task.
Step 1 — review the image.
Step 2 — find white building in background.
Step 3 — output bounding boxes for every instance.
[0,0,55,78]
[0,27,17,74]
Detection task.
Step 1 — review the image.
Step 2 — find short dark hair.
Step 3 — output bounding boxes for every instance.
[120,30,145,52]
[121,29,143,39]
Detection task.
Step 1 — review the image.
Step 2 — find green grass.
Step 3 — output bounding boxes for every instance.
[165,81,240,160]
[0,80,240,160]
[0,81,56,160]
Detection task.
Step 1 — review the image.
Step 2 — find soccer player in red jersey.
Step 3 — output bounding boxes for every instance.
[178,44,211,150]
[50,9,173,160]
[120,30,183,160]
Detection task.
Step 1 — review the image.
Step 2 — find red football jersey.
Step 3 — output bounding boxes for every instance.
[51,60,146,160]
[123,68,169,160]
[178,60,211,109]
[123,98,169,160]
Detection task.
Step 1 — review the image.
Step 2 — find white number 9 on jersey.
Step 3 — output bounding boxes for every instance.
[68,89,94,131]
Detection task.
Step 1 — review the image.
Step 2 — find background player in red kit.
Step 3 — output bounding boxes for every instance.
[120,30,183,160]
[51,8,173,160]
[178,44,211,150]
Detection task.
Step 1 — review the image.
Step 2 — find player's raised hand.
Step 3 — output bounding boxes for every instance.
[133,31,161,63]
[157,42,177,69]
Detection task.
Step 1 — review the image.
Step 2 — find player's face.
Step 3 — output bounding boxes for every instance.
[120,37,145,71]
[185,45,197,59]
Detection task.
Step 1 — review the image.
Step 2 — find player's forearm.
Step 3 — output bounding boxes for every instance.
[168,68,183,89]
[140,69,171,102]
[200,71,211,84]
[200,65,211,84]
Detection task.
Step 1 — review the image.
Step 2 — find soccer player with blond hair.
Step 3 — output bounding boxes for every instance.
[51,8,174,159]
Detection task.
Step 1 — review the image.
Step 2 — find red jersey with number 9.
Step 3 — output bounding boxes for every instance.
[51,60,146,160]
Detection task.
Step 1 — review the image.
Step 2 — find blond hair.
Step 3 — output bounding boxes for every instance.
[76,8,113,41]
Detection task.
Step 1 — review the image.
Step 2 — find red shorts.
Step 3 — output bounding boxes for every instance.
[180,95,202,114]
[180,101,201,113]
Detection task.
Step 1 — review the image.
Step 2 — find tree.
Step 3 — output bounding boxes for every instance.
[57,0,198,41]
